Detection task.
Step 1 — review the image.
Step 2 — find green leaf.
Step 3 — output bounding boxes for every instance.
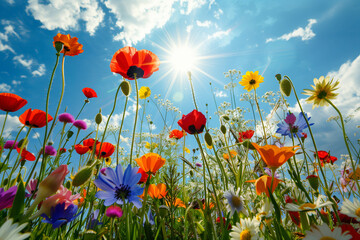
[9,177,26,221]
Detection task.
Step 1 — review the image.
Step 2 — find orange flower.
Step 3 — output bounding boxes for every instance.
[166,198,186,208]
[96,142,115,158]
[19,109,53,128]
[0,93,27,112]
[17,148,36,161]
[53,33,83,56]
[223,150,237,160]
[148,183,167,199]
[169,129,185,139]
[135,153,166,175]
[251,142,299,170]
[246,175,282,197]
[110,46,160,80]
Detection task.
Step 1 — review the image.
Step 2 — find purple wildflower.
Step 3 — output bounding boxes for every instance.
[25,179,38,198]
[45,145,57,156]
[73,120,88,130]
[276,112,313,138]
[100,168,106,175]
[0,186,17,211]
[264,167,280,179]
[106,206,123,218]
[4,140,18,149]
[195,162,202,167]
[58,113,75,123]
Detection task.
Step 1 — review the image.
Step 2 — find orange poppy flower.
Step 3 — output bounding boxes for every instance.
[110,46,160,80]
[17,148,36,161]
[223,150,237,160]
[135,153,166,175]
[166,198,186,208]
[0,93,27,112]
[96,142,115,158]
[82,88,97,99]
[251,142,299,171]
[19,109,53,128]
[246,175,282,197]
[53,33,83,56]
[74,144,90,155]
[169,129,185,139]
[148,183,167,199]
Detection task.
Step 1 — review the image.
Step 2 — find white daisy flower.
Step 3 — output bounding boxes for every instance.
[224,187,247,216]
[0,219,30,240]
[340,198,360,221]
[230,218,260,240]
[285,196,333,212]
[256,199,273,220]
[303,224,352,240]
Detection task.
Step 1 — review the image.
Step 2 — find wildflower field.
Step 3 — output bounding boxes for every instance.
[0,32,360,240]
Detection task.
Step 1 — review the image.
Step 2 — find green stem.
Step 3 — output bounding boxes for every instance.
[0,112,8,138]
[253,88,268,145]
[129,75,139,165]
[187,71,199,111]
[116,96,128,165]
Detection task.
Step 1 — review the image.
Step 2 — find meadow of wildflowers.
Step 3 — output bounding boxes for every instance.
[0,33,359,240]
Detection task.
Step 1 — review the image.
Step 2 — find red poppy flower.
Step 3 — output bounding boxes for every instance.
[59,148,67,154]
[53,33,83,56]
[74,144,90,155]
[83,138,98,150]
[82,88,97,99]
[340,224,360,239]
[316,151,338,166]
[19,109,53,128]
[285,195,300,227]
[137,168,151,184]
[96,142,115,158]
[177,110,206,134]
[110,46,160,80]
[169,129,185,139]
[17,148,36,161]
[216,217,232,230]
[0,93,28,112]
[238,130,254,142]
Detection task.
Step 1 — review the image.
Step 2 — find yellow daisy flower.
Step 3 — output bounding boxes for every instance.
[139,86,151,99]
[184,147,190,153]
[239,71,264,92]
[302,76,339,108]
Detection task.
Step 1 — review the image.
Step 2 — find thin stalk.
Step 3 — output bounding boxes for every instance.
[116,96,128,165]
[0,112,8,137]
[129,75,139,165]
[253,88,268,144]
[187,72,199,111]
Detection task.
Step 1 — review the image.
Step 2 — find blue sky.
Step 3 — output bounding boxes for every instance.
[1,0,360,160]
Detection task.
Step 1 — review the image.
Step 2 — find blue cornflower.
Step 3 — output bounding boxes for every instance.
[41,202,80,229]
[276,112,313,138]
[94,164,144,208]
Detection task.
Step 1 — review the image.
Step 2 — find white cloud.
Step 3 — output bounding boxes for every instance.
[0,83,12,92]
[289,55,360,155]
[20,75,27,78]
[13,55,33,70]
[0,114,25,138]
[84,112,130,132]
[214,8,223,19]
[32,132,40,139]
[180,0,207,15]
[186,25,193,33]
[26,0,104,36]
[104,0,176,45]
[32,64,46,77]
[208,28,231,40]
[6,0,15,4]
[12,80,21,85]
[0,22,19,53]
[214,90,227,98]
[196,20,211,28]
[0,41,14,53]
[266,19,317,43]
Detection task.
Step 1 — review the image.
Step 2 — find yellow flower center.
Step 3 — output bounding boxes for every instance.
[318,90,327,99]
[355,207,360,217]
[320,237,336,240]
[249,79,256,85]
[240,229,251,240]
[231,196,242,208]
[299,203,317,210]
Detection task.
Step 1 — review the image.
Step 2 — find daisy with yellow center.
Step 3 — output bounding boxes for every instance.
[303,224,352,240]
[285,196,333,212]
[239,71,264,92]
[224,187,247,216]
[230,218,260,240]
[340,198,360,221]
[302,76,340,109]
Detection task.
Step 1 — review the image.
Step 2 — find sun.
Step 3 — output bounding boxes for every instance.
[168,45,197,72]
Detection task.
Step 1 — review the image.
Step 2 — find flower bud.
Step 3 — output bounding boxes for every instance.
[275,74,282,82]
[120,81,131,96]
[221,115,230,122]
[158,205,169,218]
[220,125,227,135]
[95,111,102,125]
[306,175,319,191]
[54,42,63,53]
[67,131,74,139]
[204,132,213,147]
[72,166,93,187]
[18,138,28,149]
[280,78,292,97]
